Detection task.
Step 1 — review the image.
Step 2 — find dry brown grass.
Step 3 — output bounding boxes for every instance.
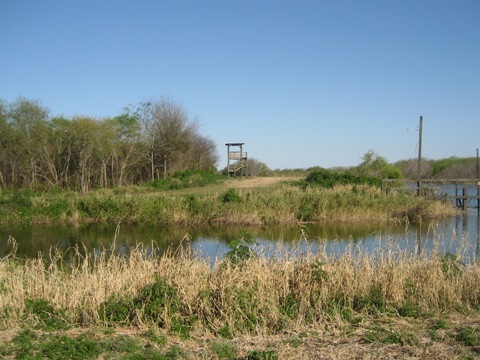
[1,234,480,358]
[1,234,479,327]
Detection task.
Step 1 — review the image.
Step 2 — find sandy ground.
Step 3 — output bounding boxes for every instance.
[225,176,299,189]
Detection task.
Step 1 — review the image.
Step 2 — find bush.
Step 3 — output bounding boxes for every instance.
[23,298,69,331]
[304,169,381,189]
[100,276,194,337]
[149,169,223,190]
[220,188,241,203]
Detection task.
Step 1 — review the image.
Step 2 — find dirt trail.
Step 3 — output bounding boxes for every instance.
[225,176,299,189]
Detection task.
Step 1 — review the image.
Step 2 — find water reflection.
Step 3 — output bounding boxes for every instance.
[1,210,479,263]
[477,210,480,258]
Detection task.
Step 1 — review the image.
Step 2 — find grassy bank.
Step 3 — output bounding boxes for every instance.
[0,184,458,226]
[1,236,480,358]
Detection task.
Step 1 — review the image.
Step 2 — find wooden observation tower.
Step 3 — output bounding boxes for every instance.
[225,143,248,177]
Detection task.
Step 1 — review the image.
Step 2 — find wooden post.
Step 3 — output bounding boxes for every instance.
[417,116,423,196]
[476,208,480,258]
[463,187,468,211]
[455,182,459,207]
[477,148,479,209]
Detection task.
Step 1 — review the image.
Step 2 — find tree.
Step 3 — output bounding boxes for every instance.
[246,158,271,176]
[395,158,431,179]
[355,150,403,179]
[133,98,217,179]
[153,99,195,177]
[5,97,50,188]
[0,99,9,189]
[109,114,143,186]
[0,96,218,191]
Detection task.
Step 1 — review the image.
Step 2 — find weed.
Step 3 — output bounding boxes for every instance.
[185,194,202,215]
[164,345,185,359]
[101,335,141,354]
[23,297,69,331]
[170,315,196,339]
[211,341,237,359]
[432,318,449,330]
[363,326,416,346]
[143,328,168,347]
[339,307,362,324]
[404,277,418,297]
[218,325,234,340]
[304,168,382,189]
[284,337,303,348]
[220,188,241,203]
[103,327,115,335]
[354,287,386,314]
[311,259,328,282]
[100,276,192,336]
[100,294,135,324]
[397,301,422,318]
[279,293,299,320]
[123,349,169,360]
[296,203,316,222]
[245,349,279,360]
[149,169,223,190]
[225,230,257,266]
[11,329,38,358]
[136,277,180,326]
[8,330,163,359]
[428,318,449,341]
[456,326,480,347]
[233,288,263,332]
[40,334,102,359]
[440,253,464,278]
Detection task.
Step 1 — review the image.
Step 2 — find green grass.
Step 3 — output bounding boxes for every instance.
[363,326,417,346]
[455,326,480,347]
[0,182,457,226]
[211,341,237,359]
[1,329,192,360]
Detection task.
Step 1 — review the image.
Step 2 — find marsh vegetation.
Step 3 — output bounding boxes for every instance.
[1,234,480,358]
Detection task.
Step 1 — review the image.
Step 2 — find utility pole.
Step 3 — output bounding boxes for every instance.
[476,148,479,181]
[417,116,423,196]
[476,148,479,210]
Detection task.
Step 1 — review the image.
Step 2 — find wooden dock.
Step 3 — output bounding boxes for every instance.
[382,179,480,209]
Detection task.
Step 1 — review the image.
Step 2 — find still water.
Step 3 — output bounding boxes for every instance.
[1,210,479,262]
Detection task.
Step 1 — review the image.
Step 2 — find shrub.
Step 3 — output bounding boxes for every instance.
[23,298,69,331]
[149,169,223,190]
[224,230,257,266]
[220,188,241,203]
[304,169,381,189]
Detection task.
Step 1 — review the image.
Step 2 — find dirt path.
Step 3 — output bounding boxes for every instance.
[225,176,299,189]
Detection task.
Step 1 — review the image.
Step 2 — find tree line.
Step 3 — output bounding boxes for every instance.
[395,157,479,180]
[0,97,218,192]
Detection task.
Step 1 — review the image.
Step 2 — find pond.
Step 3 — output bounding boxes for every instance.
[1,209,479,263]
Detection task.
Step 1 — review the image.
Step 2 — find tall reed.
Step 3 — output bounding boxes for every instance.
[1,185,458,225]
[1,232,479,335]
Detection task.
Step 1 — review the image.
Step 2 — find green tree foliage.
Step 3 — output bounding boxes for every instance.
[246,158,271,177]
[395,156,477,179]
[354,150,403,179]
[305,168,381,188]
[0,97,218,191]
[430,157,478,179]
[125,99,218,181]
[304,151,402,189]
[1,97,50,188]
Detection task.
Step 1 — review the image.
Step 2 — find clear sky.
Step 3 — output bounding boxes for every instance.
[1,0,479,170]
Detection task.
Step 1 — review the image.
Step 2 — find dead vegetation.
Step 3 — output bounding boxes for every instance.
[1,234,480,358]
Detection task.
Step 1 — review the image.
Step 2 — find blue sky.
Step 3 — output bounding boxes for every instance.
[1,0,479,169]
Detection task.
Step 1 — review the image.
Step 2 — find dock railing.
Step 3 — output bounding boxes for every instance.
[382,179,480,209]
